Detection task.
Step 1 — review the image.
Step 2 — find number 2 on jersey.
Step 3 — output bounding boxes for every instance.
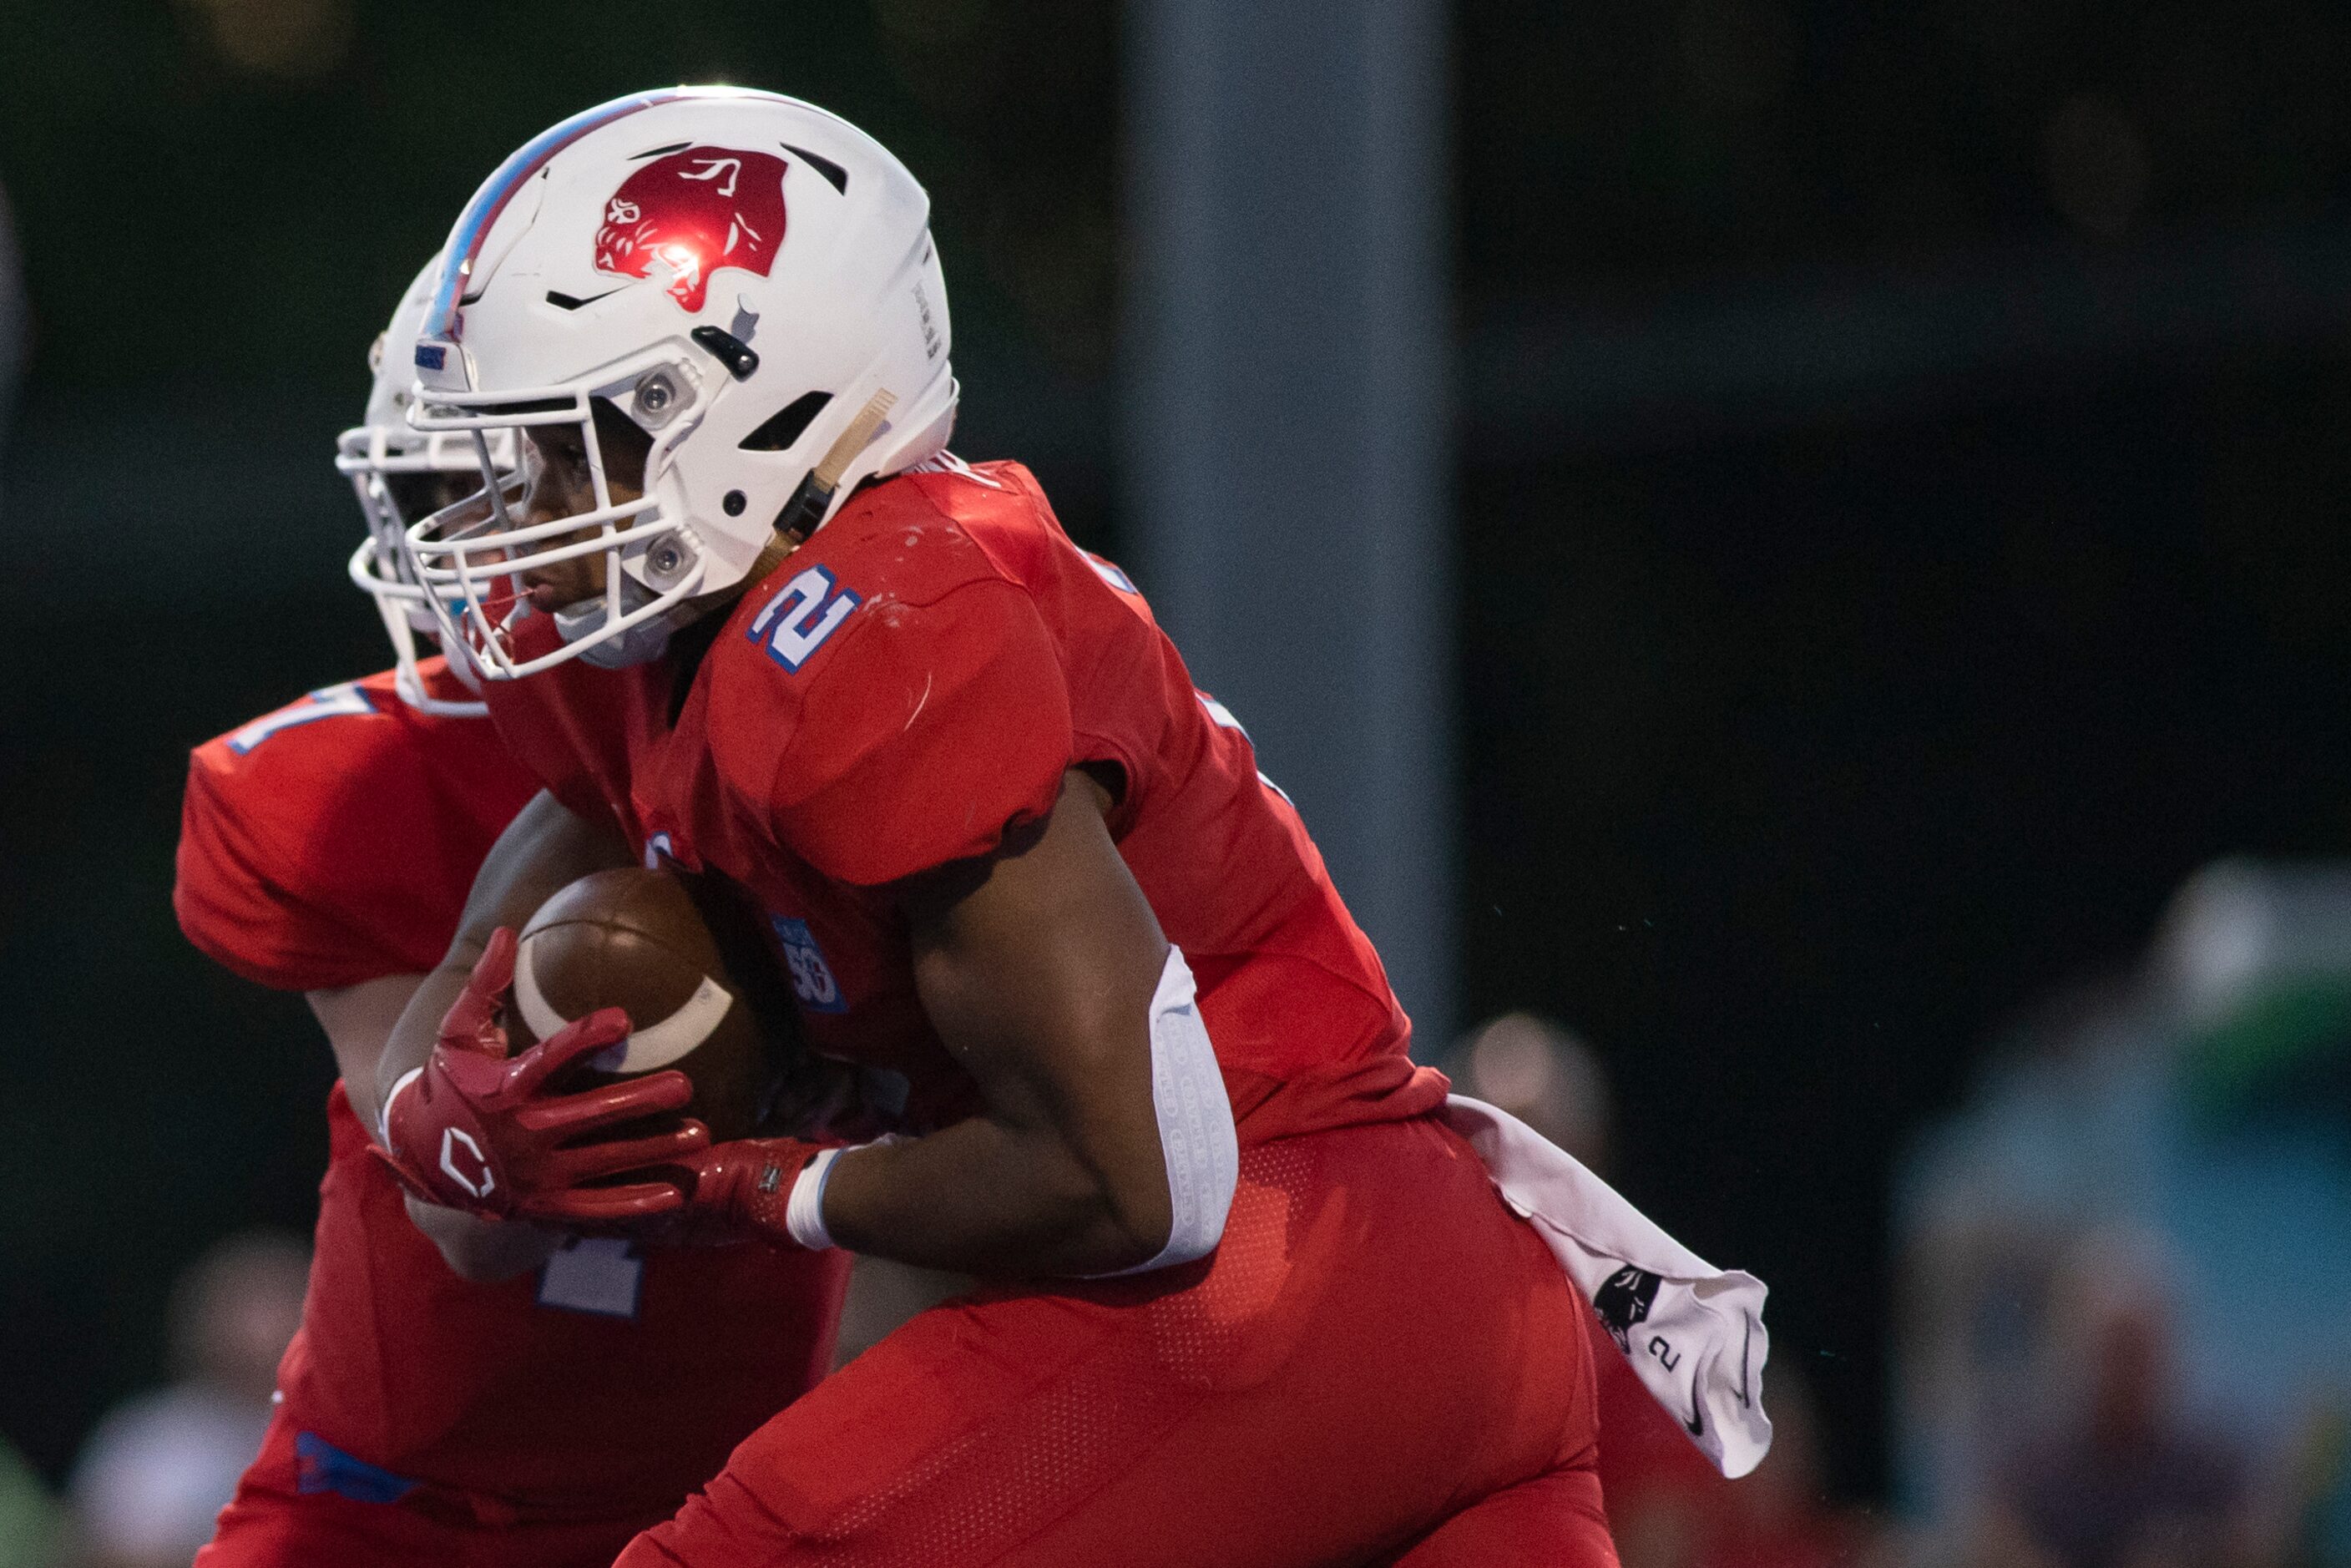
[748,565,860,672]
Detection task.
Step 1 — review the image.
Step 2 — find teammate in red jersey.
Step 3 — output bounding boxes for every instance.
[175,261,849,1568]
[367,89,1624,1565]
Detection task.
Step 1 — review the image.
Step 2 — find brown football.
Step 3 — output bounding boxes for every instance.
[506,866,773,1144]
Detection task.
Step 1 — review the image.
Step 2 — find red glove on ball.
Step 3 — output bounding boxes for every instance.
[371,927,710,1225]
[635,1136,830,1249]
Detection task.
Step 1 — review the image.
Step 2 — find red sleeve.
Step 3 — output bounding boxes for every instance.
[174,747,355,990]
[753,579,1074,887]
[174,677,541,992]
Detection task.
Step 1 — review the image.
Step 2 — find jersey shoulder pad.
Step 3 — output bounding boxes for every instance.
[704,483,1074,886]
[892,458,1076,579]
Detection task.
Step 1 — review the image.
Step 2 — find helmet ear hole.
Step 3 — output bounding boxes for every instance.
[738,391,833,452]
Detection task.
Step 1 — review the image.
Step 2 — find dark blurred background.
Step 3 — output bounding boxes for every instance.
[3,1,2349,1564]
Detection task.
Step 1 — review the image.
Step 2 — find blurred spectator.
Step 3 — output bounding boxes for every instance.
[67,1232,306,1568]
[1974,1232,2254,1568]
[1894,858,2351,1568]
[1890,974,2149,1534]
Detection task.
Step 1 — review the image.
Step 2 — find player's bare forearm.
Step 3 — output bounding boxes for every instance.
[377,787,635,1278]
[822,1112,1160,1276]
[823,771,1176,1277]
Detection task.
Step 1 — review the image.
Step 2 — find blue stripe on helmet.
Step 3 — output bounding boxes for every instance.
[422,86,776,347]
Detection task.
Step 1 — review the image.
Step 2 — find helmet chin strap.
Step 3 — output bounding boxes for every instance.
[745,387,900,587]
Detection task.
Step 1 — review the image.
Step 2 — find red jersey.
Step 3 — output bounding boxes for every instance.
[484,460,1445,1141]
[174,662,848,1515]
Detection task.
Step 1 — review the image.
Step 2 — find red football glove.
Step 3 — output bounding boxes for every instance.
[371,927,710,1225]
[629,1136,830,1249]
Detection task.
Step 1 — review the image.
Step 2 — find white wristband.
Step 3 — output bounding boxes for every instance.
[784,1146,847,1252]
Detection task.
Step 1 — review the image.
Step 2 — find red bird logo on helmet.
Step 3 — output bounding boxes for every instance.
[593,145,789,312]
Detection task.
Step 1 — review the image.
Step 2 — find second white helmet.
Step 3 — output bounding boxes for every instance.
[402,86,957,677]
[337,254,519,716]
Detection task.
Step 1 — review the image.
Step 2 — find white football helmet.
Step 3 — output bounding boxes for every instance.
[336,255,518,716]
[401,87,957,677]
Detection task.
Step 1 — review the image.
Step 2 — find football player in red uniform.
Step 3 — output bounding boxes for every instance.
[375,89,1620,1565]
[176,261,849,1568]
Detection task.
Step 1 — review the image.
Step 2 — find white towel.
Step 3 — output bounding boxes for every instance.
[1443,1094,1774,1479]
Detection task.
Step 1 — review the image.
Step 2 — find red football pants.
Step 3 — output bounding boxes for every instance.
[621,1116,1620,1568]
[195,1416,660,1568]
